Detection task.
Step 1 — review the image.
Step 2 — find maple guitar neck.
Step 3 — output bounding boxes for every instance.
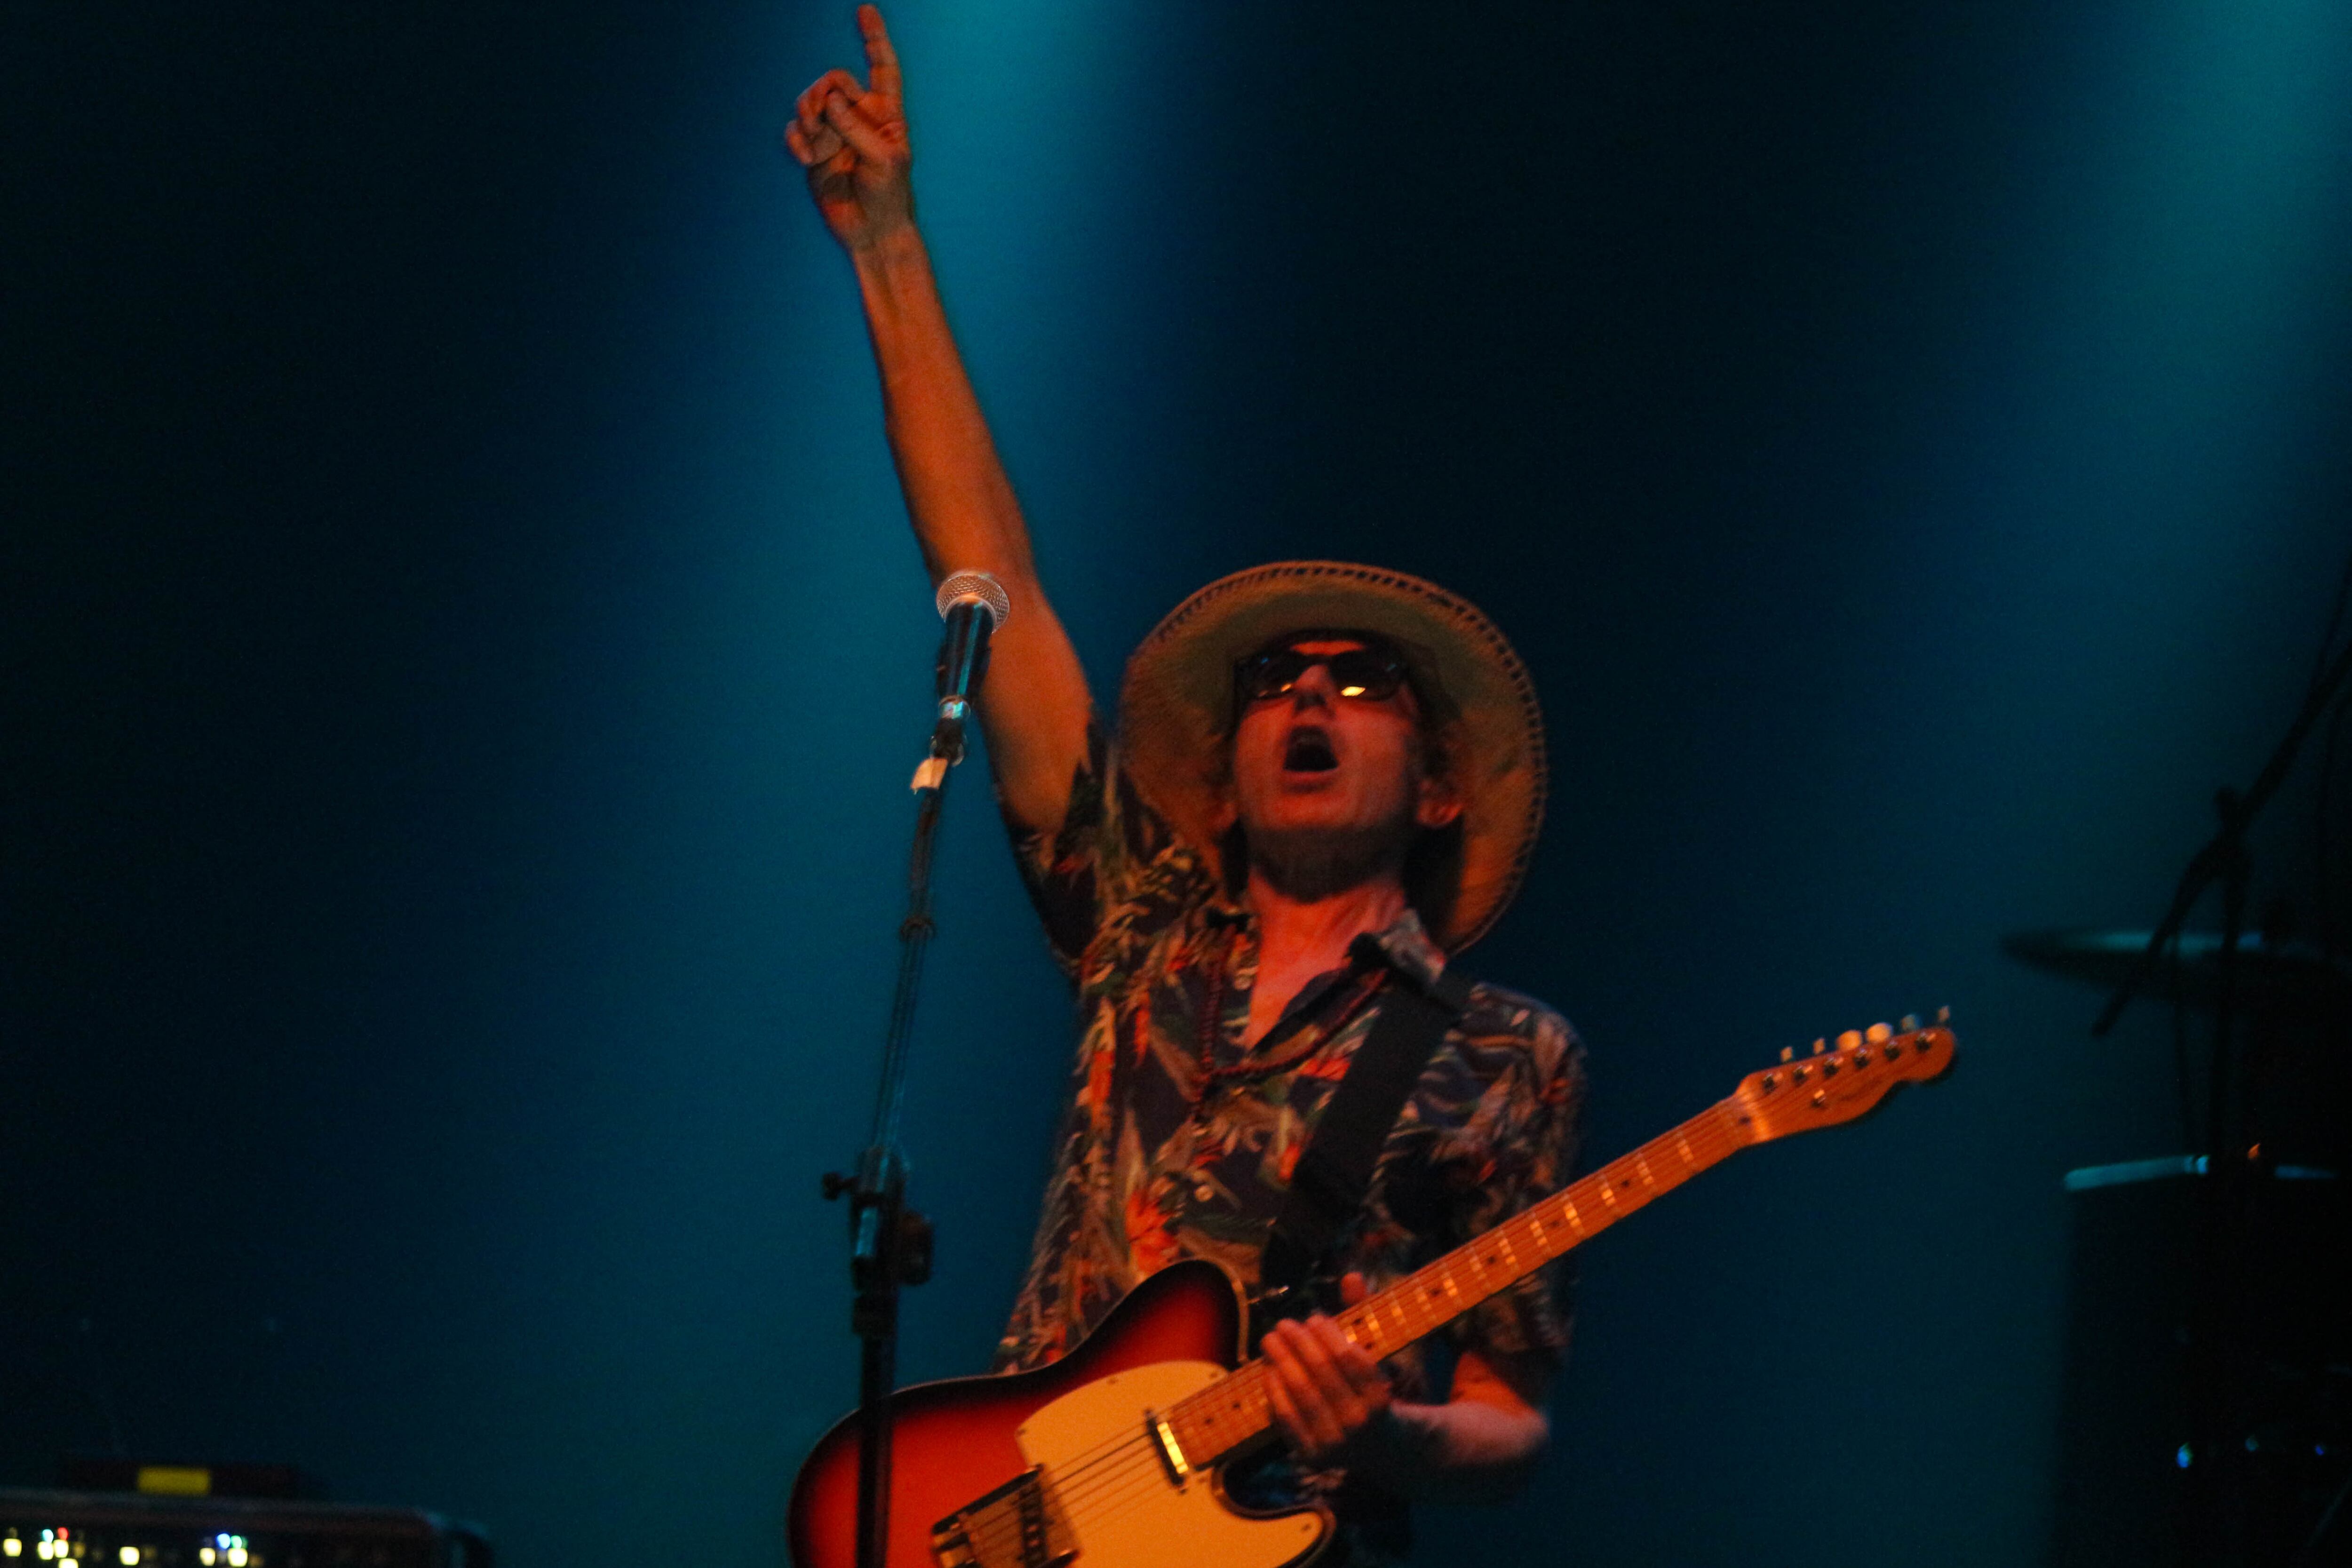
[1157,1019,1956,1471]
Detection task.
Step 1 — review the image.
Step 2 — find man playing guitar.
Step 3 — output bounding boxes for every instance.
[787,11,1582,1561]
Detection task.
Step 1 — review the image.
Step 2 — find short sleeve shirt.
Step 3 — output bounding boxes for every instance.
[993,731,1586,1410]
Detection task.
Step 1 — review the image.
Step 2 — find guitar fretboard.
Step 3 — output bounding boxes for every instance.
[1162,1095,1757,1467]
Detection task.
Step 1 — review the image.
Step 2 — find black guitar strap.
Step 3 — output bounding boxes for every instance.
[1258,934,1475,1300]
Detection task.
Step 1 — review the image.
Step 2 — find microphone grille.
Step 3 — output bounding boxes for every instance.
[936,570,1011,627]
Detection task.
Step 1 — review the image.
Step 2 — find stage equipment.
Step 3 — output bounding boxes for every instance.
[790,1017,1955,1568]
[928,571,1009,768]
[0,1489,489,1568]
[818,571,1010,1568]
[2015,583,2352,1565]
[2005,925,2352,1178]
[2004,928,2352,1017]
[55,1463,304,1501]
[2045,1158,2348,1568]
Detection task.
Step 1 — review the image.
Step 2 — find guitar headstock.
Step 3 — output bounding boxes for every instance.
[1733,1011,1956,1143]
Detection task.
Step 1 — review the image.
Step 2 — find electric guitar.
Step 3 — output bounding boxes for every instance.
[789,1015,1956,1568]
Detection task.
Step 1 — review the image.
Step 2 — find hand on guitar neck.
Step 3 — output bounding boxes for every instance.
[1260,1272,1553,1503]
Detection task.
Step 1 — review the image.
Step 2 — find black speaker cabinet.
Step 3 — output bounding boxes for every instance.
[2045,1157,2350,1568]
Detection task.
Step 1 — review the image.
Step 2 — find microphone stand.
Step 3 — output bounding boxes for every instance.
[2090,629,2352,1566]
[822,692,983,1568]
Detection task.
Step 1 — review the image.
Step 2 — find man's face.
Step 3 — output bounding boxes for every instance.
[1229,637,1461,847]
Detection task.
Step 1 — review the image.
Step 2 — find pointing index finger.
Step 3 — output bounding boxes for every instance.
[857,5,902,105]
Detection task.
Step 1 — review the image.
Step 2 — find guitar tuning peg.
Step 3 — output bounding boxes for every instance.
[1836,1030,1861,1051]
[1811,1039,1828,1056]
[1937,1005,1951,1024]
[1899,1014,1920,1033]
[1866,1022,1892,1044]
[1780,1046,1795,1063]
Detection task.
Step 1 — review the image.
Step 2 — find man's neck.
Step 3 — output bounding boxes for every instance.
[1243,871,1409,975]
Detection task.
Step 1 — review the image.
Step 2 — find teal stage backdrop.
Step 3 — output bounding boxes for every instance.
[5,3,2348,1564]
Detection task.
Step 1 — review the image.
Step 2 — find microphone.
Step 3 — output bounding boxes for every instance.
[928,570,1011,767]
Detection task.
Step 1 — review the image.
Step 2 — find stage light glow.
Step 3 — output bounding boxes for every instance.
[119,1550,139,1565]
[199,1549,215,1565]
[226,1550,247,1567]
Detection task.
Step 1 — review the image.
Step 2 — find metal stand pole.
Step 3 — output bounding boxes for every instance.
[2183,807,2250,1567]
[823,727,966,1568]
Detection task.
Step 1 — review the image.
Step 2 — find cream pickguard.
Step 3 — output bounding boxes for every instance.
[1009,1361,1328,1568]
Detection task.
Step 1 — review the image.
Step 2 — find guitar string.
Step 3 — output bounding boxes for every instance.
[926,1045,1939,1564]
[966,1049,1935,1545]
[951,1422,1226,1564]
[1016,1100,1762,1542]
[961,1362,1279,1542]
[1054,1119,1733,1536]
[1014,1195,1714,1543]
[999,1354,1275,1501]
[1065,1045,1941,1540]
[1010,1154,1700,1548]
[951,1436,1160,1559]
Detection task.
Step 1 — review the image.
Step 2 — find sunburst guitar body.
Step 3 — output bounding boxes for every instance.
[789,1016,1957,1568]
[789,1260,1322,1568]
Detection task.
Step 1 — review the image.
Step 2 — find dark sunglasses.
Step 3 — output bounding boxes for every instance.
[1236,645,1411,704]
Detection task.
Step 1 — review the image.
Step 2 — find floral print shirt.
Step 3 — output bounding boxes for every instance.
[993,733,1585,1408]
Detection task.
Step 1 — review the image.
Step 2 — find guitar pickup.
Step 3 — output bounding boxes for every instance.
[930,1465,1077,1568]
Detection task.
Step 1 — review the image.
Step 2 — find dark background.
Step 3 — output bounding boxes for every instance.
[5,2,2348,1565]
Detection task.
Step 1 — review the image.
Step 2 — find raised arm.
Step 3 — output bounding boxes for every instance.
[786,5,1093,836]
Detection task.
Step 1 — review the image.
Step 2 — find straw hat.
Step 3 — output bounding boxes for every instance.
[1117,561,1547,952]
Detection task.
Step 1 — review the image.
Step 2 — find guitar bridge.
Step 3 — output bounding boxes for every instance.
[930,1465,1077,1568]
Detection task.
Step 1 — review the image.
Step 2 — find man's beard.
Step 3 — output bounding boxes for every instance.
[1246,814,1416,902]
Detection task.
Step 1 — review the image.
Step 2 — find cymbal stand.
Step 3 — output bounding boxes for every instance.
[2094,632,2352,1565]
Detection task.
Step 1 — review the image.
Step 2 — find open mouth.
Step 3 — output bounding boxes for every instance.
[1282,727,1338,773]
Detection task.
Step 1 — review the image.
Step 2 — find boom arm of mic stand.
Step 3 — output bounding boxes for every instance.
[2093,631,2352,1037]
